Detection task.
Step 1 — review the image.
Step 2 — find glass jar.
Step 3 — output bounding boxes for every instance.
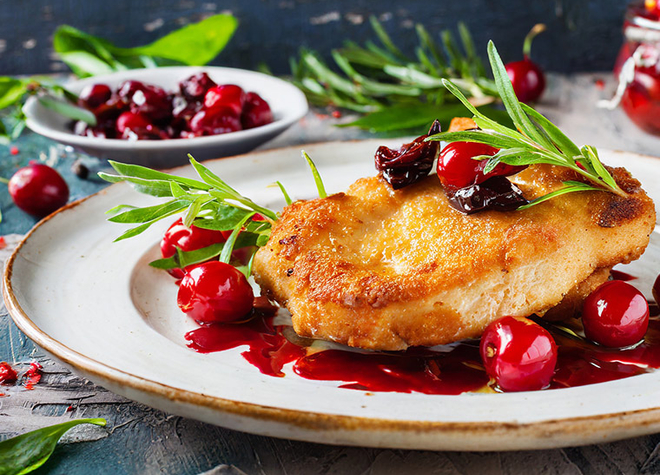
[613,1,660,135]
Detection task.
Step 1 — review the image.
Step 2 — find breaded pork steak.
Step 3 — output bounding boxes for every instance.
[253,164,655,350]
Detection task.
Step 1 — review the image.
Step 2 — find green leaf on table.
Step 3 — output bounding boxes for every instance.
[129,14,238,66]
[0,77,28,110]
[0,418,106,475]
[57,51,117,77]
[340,103,512,133]
[38,95,97,126]
[53,14,237,77]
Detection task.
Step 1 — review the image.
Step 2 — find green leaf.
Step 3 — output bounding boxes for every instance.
[580,145,621,192]
[98,173,177,198]
[129,14,238,66]
[486,41,552,149]
[0,418,106,475]
[183,195,210,228]
[220,213,255,264]
[429,130,528,150]
[369,16,408,62]
[108,199,190,224]
[38,95,97,126]
[149,233,260,270]
[518,181,601,210]
[302,151,327,198]
[276,181,293,206]
[519,103,581,158]
[57,51,116,77]
[114,206,184,241]
[193,205,253,231]
[0,77,28,110]
[341,102,512,133]
[99,161,210,194]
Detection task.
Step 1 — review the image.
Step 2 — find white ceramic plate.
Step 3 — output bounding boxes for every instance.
[23,66,308,168]
[5,141,660,451]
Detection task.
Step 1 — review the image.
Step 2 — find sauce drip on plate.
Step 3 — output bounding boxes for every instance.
[185,275,660,394]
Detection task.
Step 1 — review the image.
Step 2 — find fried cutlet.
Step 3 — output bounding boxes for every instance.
[253,162,655,351]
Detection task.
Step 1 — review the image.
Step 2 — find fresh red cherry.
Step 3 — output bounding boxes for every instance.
[0,362,17,385]
[582,280,649,348]
[179,72,217,102]
[161,218,229,279]
[116,111,152,134]
[505,24,546,103]
[177,261,254,323]
[241,92,274,129]
[8,162,69,217]
[78,84,112,109]
[480,316,557,392]
[437,142,526,189]
[189,108,242,136]
[204,85,246,116]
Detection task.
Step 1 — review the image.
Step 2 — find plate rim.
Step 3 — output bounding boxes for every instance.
[5,141,660,449]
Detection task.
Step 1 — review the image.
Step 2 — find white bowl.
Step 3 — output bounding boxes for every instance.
[23,66,308,168]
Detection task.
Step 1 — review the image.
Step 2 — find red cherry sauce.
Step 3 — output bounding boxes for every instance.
[611,269,637,281]
[185,275,660,395]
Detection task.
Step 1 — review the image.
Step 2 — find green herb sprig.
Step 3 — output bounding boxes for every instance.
[427,41,626,208]
[0,418,106,475]
[286,17,512,134]
[100,152,326,275]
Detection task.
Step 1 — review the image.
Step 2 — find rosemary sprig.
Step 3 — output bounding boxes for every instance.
[288,17,503,133]
[101,153,327,274]
[427,41,626,207]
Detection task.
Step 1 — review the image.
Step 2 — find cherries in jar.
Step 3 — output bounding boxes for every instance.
[611,2,660,135]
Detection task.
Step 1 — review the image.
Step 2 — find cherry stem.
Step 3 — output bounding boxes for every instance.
[0,177,9,185]
[523,23,546,59]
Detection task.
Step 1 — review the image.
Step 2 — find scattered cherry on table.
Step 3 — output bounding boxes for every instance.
[581,280,649,348]
[505,24,546,103]
[7,162,69,217]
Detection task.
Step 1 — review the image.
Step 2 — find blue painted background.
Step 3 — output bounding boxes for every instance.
[2,0,631,76]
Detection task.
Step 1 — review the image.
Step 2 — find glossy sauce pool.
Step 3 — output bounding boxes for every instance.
[185,286,660,394]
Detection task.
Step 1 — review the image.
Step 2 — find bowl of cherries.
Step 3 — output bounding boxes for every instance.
[23,67,308,168]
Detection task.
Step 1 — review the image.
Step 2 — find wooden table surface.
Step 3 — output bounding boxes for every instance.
[2,73,660,475]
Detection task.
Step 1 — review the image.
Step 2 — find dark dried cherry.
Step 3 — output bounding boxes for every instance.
[375,120,441,189]
[446,176,528,214]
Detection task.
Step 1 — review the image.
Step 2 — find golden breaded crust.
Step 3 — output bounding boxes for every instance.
[253,164,655,350]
